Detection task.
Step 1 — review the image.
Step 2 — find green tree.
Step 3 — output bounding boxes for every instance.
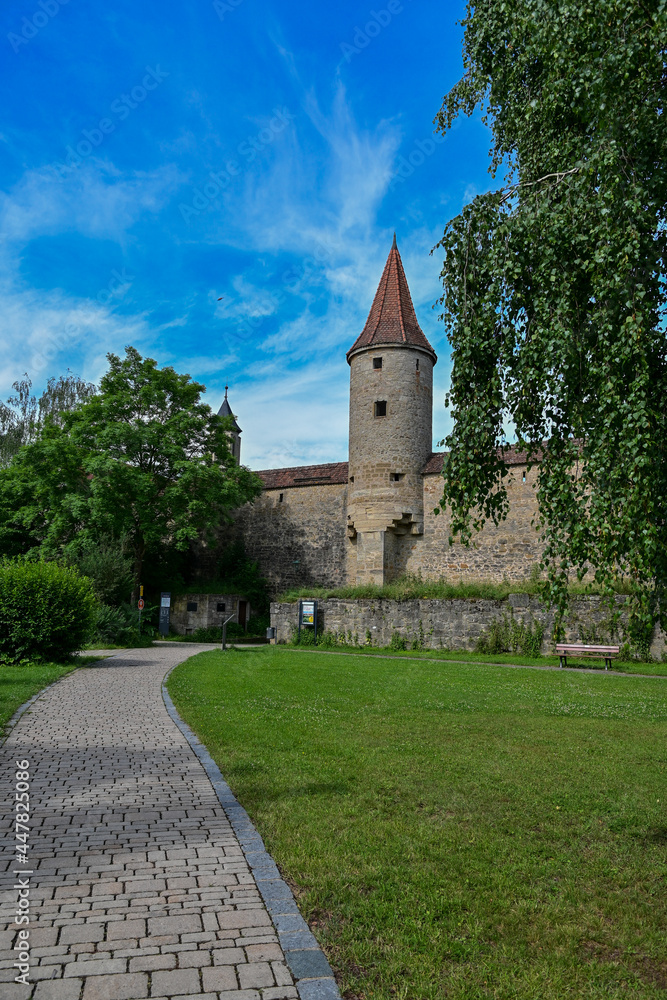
[434,0,667,638]
[0,372,97,466]
[0,347,263,598]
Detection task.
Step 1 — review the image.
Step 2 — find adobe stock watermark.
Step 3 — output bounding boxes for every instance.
[179,107,296,223]
[50,66,169,180]
[221,241,335,347]
[213,0,246,20]
[8,0,71,54]
[388,131,445,189]
[340,0,413,63]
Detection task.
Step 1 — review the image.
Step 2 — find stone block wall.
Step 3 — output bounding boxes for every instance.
[235,482,349,593]
[171,594,248,635]
[271,595,667,658]
[408,468,543,582]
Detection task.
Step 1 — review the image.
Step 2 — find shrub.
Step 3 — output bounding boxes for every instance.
[66,537,133,607]
[390,631,407,651]
[475,612,545,657]
[0,559,97,662]
[93,603,153,647]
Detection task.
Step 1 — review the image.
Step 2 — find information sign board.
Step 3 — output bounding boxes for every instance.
[159,591,171,637]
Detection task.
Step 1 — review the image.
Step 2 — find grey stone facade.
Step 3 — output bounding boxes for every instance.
[171,594,250,635]
[270,595,667,658]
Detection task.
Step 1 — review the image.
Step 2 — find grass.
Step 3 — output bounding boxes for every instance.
[277,573,636,603]
[0,656,103,732]
[286,641,667,677]
[168,646,667,1000]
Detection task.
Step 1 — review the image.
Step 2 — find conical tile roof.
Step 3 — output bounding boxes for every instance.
[347,235,436,363]
[217,387,241,433]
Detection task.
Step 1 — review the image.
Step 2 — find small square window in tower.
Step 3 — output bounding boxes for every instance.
[217,602,226,612]
[187,601,198,612]
[373,357,383,369]
[374,400,387,417]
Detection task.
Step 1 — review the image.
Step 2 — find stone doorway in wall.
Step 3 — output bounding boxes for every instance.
[238,600,248,631]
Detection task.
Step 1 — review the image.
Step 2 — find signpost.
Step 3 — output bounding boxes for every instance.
[159,592,171,638]
[138,586,144,634]
[221,614,235,651]
[298,599,318,642]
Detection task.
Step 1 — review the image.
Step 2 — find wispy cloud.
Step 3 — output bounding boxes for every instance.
[0,162,182,243]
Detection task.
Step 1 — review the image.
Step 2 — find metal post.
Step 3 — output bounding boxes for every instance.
[298,601,302,644]
[221,614,235,651]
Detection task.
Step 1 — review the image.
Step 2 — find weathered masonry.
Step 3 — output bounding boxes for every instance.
[229,236,543,593]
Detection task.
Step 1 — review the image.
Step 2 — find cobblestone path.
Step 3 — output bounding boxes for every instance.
[0,646,332,1000]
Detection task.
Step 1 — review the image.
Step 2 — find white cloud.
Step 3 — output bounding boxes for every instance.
[0,161,182,244]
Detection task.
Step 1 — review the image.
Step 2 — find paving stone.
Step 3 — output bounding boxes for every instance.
[244,942,283,962]
[211,947,246,965]
[271,962,294,987]
[60,923,106,944]
[64,958,127,977]
[33,980,84,1000]
[201,965,238,991]
[152,967,201,995]
[107,919,146,941]
[148,915,202,937]
[238,962,275,989]
[128,953,176,972]
[262,990,299,1000]
[82,972,148,1000]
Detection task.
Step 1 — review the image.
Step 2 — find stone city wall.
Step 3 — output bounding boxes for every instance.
[407,469,543,582]
[271,595,667,659]
[236,465,544,594]
[236,482,349,593]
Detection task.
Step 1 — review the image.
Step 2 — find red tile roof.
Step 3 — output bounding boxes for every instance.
[257,461,349,490]
[347,235,437,362]
[254,448,535,492]
[422,445,538,476]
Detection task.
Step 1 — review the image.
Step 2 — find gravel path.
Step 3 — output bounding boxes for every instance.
[0,646,338,1000]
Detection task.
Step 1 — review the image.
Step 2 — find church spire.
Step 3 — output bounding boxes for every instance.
[346,235,436,363]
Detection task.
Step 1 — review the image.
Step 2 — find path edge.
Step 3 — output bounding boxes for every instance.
[161,667,342,1000]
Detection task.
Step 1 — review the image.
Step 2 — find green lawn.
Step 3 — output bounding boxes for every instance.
[0,658,99,732]
[287,642,667,677]
[168,647,667,1000]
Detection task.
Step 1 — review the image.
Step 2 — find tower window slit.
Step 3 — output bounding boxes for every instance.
[374,400,387,417]
[373,357,383,369]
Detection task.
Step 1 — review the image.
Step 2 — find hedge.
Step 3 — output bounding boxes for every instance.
[0,560,97,662]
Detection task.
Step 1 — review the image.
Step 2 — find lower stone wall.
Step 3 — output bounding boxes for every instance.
[171,594,249,635]
[271,596,667,659]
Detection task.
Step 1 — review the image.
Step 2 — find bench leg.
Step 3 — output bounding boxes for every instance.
[560,656,566,669]
[605,658,610,670]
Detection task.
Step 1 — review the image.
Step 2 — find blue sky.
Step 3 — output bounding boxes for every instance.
[0,0,498,469]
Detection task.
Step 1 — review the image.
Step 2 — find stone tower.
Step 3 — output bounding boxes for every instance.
[346,236,437,585]
[218,386,242,463]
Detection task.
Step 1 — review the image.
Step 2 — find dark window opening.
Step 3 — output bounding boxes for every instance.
[374,400,387,417]
[416,359,420,371]
[373,357,383,369]
[187,601,198,612]
[279,493,284,502]
[522,471,526,483]
[217,602,226,612]
[349,476,354,483]
[391,473,404,482]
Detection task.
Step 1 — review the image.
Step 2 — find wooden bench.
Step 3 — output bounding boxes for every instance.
[556,643,620,670]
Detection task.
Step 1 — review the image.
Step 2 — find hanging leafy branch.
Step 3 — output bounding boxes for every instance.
[434,0,667,639]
